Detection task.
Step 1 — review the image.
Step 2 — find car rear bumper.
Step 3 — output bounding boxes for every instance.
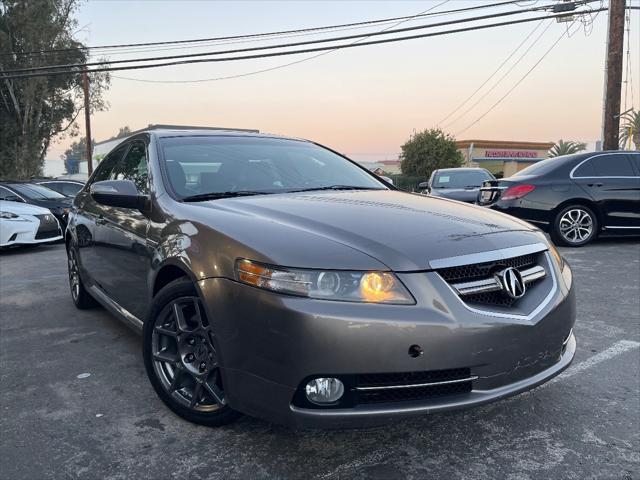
[197,260,575,429]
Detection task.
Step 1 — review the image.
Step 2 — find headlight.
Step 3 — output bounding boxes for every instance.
[235,259,415,304]
[0,211,25,221]
[548,243,565,270]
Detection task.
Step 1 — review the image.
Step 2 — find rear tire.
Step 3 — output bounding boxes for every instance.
[67,244,98,309]
[551,205,598,247]
[142,279,240,427]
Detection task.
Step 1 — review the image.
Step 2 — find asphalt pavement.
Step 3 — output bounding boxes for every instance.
[0,239,638,480]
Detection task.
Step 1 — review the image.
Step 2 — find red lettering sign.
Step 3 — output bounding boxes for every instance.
[485,150,538,158]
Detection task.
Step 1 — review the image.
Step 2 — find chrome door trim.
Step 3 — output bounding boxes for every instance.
[604,225,640,229]
[429,243,547,269]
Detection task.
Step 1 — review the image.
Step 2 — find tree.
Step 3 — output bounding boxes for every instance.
[548,139,587,157]
[0,0,110,180]
[400,128,463,178]
[62,137,95,174]
[620,109,640,150]
[108,126,132,141]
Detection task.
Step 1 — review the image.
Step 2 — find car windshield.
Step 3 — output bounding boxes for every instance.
[432,170,493,188]
[8,183,66,200]
[160,136,386,199]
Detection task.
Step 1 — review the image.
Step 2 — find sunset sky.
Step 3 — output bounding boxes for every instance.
[45,0,640,175]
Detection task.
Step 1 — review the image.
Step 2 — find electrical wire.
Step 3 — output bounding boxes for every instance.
[0,0,568,58]
[1,8,615,81]
[454,21,577,137]
[3,4,571,75]
[437,18,546,126]
[443,18,554,129]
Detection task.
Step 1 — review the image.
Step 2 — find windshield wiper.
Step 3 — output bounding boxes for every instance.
[287,185,382,193]
[182,191,272,202]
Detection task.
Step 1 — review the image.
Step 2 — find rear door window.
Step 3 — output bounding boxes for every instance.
[590,155,635,177]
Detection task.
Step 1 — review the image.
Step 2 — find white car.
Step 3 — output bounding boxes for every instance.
[0,200,62,248]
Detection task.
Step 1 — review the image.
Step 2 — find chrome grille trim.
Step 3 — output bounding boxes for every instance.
[429,243,547,270]
[355,376,478,391]
[451,265,546,296]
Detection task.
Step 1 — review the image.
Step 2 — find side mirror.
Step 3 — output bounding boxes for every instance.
[90,180,146,210]
[4,195,24,203]
[418,182,430,192]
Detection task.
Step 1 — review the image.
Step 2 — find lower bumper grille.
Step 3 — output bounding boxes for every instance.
[34,214,60,240]
[292,368,476,409]
[356,368,475,405]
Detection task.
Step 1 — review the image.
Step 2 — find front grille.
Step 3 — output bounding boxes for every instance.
[34,214,59,240]
[437,253,537,283]
[356,368,474,405]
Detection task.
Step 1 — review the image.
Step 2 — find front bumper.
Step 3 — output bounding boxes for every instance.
[197,260,575,429]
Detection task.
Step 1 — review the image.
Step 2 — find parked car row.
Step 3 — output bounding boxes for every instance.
[418,152,639,247]
[0,178,85,249]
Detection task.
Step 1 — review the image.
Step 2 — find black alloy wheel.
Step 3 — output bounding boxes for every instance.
[143,279,240,426]
[67,245,97,309]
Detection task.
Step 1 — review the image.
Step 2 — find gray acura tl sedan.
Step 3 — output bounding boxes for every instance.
[65,128,576,428]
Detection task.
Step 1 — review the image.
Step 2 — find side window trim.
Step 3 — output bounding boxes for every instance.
[569,152,640,179]
[0,186,25,202]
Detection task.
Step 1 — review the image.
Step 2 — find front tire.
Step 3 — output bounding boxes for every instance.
[551,205,598,247]
[142,279,240,427]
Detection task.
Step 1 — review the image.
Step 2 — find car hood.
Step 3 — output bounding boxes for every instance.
[0,200,51,216]
[190,190,546,272]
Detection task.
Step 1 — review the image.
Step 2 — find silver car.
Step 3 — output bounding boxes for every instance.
[66,128,576,428]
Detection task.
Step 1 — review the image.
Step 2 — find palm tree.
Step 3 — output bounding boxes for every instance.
[548,139,587,157]
[620,109,640,150]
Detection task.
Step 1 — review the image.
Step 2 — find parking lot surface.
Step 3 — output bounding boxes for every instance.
[1,239,639,480]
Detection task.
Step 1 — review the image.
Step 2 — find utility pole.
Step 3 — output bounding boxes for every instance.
[82,69,93,175]
[601,0,626,151]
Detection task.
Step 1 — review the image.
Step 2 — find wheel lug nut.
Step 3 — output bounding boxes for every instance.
[185,353,195,363]
[188,338,195,345]
[199,362,206,371]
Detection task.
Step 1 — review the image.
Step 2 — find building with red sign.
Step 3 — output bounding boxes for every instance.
[456,139,555,178]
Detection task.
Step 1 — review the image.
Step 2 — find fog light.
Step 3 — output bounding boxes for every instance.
[305,377,344,404]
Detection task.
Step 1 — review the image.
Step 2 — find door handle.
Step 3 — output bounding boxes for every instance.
[96,215,106,225]
[587,183,603,187]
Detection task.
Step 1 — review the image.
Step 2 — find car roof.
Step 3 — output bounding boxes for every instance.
[147,128,309,143]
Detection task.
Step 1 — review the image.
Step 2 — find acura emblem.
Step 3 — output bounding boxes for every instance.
[497,267,526,299]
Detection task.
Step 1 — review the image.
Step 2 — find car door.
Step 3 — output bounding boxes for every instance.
[74,144,129,287]
[92,140,151,320]
[571,153,640,228]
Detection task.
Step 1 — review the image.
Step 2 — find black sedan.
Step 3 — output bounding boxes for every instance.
[0,181,73,229]
[478,151,640,246]
[419,168,495,203]
[32,179,85,197]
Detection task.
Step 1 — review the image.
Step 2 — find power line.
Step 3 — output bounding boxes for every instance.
[1,8,612,81]
[437,18,546,126]
[1,0,552,58]
[454,22,575,137]
[443,18,554,129]
[4,4,572,75]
